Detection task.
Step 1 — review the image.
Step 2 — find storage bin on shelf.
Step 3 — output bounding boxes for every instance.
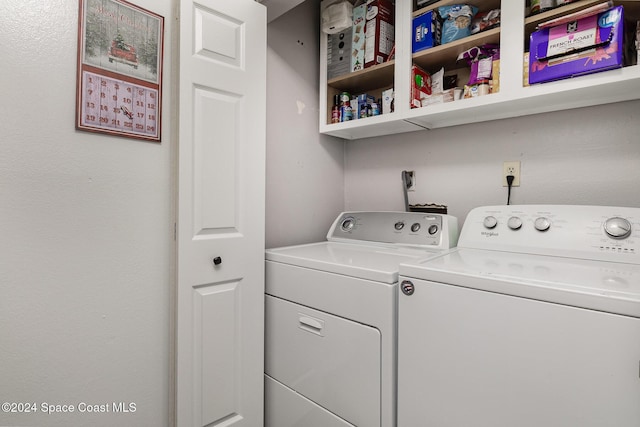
[528,5,625,84]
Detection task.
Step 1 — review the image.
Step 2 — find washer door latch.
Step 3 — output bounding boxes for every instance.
[401,280,415,296]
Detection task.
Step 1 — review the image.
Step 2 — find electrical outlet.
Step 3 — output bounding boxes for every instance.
[503,161,521,187]
[405,171,416,191]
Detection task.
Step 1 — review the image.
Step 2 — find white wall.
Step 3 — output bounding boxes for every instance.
[0,1,173,426]
[266,0,345,249]
[345,100,640,227]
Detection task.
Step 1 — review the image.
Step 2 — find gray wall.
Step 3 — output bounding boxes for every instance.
[0,1,173,426]
[267,0,640,246]
[266,0,345,249]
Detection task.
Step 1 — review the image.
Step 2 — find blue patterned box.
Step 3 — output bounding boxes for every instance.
[412,11,440,53]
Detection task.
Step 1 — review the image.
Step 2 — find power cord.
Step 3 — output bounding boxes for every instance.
[506,174,515,205]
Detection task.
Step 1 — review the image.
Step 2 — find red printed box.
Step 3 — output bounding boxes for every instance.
[411,64,432,108]
[364,0,395,68]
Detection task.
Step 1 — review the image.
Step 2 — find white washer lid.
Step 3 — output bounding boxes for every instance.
[267,241,446,284]
[400,248,640,317]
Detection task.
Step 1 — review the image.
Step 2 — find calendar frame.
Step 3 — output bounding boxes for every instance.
[76,0,164,142]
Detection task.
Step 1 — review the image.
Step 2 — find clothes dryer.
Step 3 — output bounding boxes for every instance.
[398,205,640,427]
[265,211,459,427]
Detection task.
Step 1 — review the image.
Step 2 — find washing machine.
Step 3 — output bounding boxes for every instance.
[264,211,459,427]
[397,205,640,427]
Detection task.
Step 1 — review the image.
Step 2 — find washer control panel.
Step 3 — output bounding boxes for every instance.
[462,205,640,263]
[329,211,459,249]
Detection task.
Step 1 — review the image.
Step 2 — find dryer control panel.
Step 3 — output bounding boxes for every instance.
[460,205,640,264]
[327,211,459,249]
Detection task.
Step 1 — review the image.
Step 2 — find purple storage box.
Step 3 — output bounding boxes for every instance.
[529,6,624,84]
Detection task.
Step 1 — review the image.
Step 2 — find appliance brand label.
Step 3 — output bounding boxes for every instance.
[481,231,498,237]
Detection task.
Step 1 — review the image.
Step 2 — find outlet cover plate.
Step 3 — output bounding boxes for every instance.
[503,161,521,187]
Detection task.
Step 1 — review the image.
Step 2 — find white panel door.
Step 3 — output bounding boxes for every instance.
[177,1,266,426]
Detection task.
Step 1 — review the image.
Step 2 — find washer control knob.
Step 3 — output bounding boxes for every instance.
[483,216,498,229]
[604,217,632,239]
[411,223,421,233]
[428,224,439,235]
[534,217,551,232]
[341,217,356,232]
[507,216,522,230]
[394,221,405,231]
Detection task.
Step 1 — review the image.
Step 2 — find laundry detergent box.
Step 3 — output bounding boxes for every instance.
[529,6,624,84]
[412,10,441,53]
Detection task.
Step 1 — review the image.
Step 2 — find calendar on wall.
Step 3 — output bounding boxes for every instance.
[76,0,164,142]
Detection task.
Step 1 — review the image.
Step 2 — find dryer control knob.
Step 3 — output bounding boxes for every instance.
[604,217,632,239]
[483,216,498,229]
[428,224,439,235]
[507,216,522,230]
[341,217,356,232]
[534,217,551,232]
[411,223,421,233]
[394,221,405,231]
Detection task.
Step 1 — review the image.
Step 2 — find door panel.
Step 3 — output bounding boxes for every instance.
[177,1,266,426]
[193,87,240,233]
[265,296,381,427]
[194,282,239,424]
[195,6,242,66]
[265,376,357,427]
[398,279,640,427]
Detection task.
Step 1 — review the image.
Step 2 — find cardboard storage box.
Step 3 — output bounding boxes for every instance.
[412,11,440,53]
[327,28,353,80]
[416,0,439,8]
[351,3,366,72]
[411,64,432,108]
[634,21,640,64]
[529,6,624,84]
[382,88,394,114]
[354,94,376,118]
[365,0,395,68]
[420,88,456,106]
